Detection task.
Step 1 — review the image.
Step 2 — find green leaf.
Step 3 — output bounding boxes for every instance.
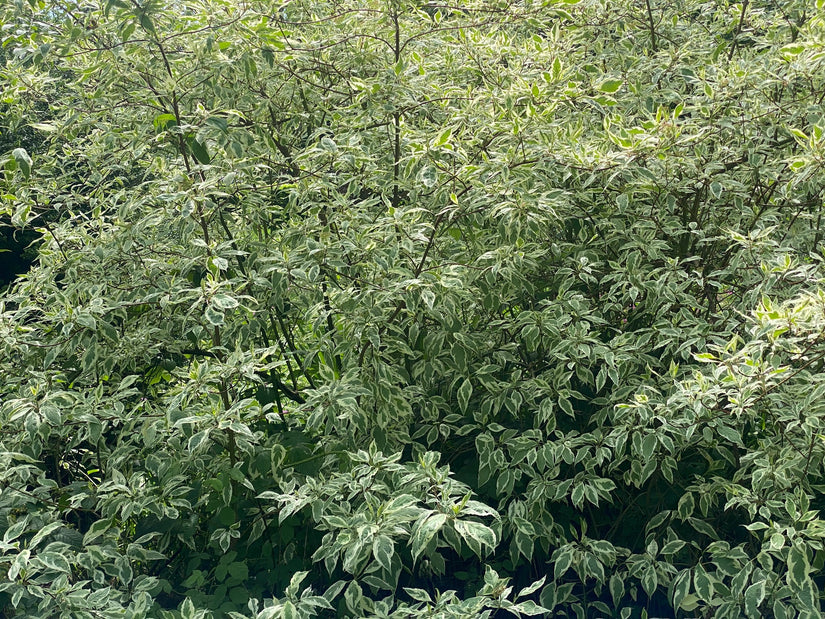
[204,305,224,326]
[693,564,713,601]
[138,13,156,36]
[115,555,133,584]
[11,148,32,179]
[688,517,719,539]
[188,430,210,452]
[554,548,574,581]
[282,600,298,619]
[744,579,766,618]
[188,138,211,164]
[410,513,447,562]
[30,122,58,132]
[641,432,657,461]
[83,519,113,545]
[641,563,657,597]
[661,539,685,555]
[404,588,432,603]
[180,598,195,619]
[454,519,496,557]
[609,573,625,605]
[433,127,452,148]
[457,378,472,413]
[677,493,694,520]
[716,423,743,446]
[552,56,563,80]
[517,576,546,599]
[38,552,70,573]
[373,535,394,572]
[671,569,691,610]
[598,79,623,93]
[344,580,363,613]
[510,600,550,615]
[154,113,177,130]
[28,522,62,550]
[786,543,810,589]
[211,294,238,310]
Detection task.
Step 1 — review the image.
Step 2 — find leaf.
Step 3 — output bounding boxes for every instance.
[30,122,58,132]
[693,564,713,601]
[433,127,452,148]
[688,517,719,539]
[641,432,657,461]
[744,579,766,618]
[780,43,806,57]
[410,513,447,562]
[517,576,546,599]
[282,600,298,619]
[641,563,657,597]
[454,520,496,557]
[661,539,686,555]
[554,548,574,580]
[404,588,432,602]
[344,580,363,614]
[609,573,624,604]
[154,113,177,130]
[180,598,195,619]
[187,429,211,452]
[83,519,113,545]
[552,56,563,80]
[115,555,133,584]
[204,305,224,326]
[12,148,32,179]
[677,493,694,519]
[786,543,809,589]
[418,165,437,188]
[510,600,550,615]
[457,378,472,413]
[372,535,394,572]
[671,569,691,610]
[558,396,573,417]
[188,138,211,164]
[598,79,623,93]
[28,522,62,550]
[38,552,70,573]
[211,294,238,310]
[320,136,337,152]
[138,13,156,36]
[4,518,29,543]
[716,424,743,446]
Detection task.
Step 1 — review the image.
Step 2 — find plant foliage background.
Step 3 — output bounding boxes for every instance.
[2,0,825,617]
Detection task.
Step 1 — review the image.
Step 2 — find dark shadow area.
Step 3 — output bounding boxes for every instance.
[0,217,39,290]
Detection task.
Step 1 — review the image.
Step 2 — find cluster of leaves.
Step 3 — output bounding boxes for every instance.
[2,0,825,617]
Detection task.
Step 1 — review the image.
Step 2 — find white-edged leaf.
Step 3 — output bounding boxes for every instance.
[38,551,70,573]
[744,578,766,618]
[517,576,546,599]
[671,568,691,610]
[28,522,62,550]
[457,378,472,413]
[786,543,809,588]
[410,513,447,562]
[372,535,394,572]
[188,429,211,452]
[454,520,496,558]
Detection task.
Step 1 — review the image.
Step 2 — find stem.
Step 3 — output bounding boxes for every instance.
[644,0,657,52]
[728,0,749,61]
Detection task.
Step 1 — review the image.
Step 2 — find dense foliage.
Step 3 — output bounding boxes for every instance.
[2,0,825,617]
